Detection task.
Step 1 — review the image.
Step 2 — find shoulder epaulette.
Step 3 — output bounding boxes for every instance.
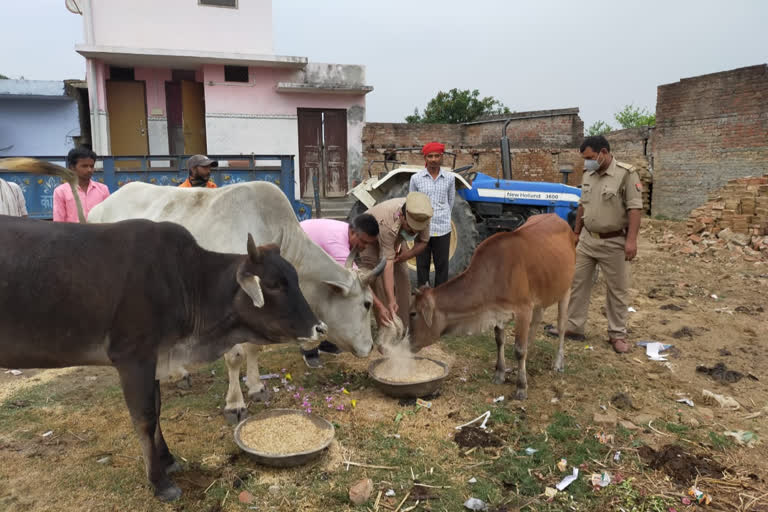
[616,161,636,173]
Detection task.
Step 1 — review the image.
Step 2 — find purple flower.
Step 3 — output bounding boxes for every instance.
[336,404,345,411]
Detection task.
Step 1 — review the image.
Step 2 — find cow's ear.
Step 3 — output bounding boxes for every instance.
[323,279,352,296]
[237,271,265,308]
[419,295,434,327]
[246,233,263,263]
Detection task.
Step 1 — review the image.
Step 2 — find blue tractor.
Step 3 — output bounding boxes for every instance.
[347,119,581,282]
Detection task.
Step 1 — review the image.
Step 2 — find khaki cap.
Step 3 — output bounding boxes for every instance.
[405,192,433,231]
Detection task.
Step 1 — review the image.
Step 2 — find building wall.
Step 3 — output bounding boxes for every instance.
[362,109,584,186]
[202,64,368,198]
[653,64,768,218]
[0,97,80,156]
[605,127,654,214]
[87,0,273,55]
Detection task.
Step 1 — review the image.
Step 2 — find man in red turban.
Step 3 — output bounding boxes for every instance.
[409,142,455,287]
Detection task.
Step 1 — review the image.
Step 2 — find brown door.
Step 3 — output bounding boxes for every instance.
[106,81,148,168]
[297,108,348,199]
[181,80,207,155]
[165,81,183,155]
[298,109,323,198]
[322,109,348,198]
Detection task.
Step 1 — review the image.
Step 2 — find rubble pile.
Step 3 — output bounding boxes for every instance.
[679,176,768,261]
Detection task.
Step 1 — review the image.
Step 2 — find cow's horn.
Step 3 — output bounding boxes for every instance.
[360,257,386,286]
[345,249,359,269]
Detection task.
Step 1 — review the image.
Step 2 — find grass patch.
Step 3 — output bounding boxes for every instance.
[708,431,735,451]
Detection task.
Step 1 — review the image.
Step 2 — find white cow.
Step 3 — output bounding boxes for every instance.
[89,181,383,421]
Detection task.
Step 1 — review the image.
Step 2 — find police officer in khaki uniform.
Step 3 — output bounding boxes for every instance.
[549,135,643,353]
[360,192,433,327]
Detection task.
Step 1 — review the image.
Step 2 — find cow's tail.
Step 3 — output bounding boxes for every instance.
[0,158,86,223]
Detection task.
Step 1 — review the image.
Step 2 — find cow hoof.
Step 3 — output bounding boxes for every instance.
[155,483,182,502]
[247,387,272,403]
[514,387,528,400]
[492,374,506,385]
[175,375,191,390]
[223,407,248,425]
[165,461,182,474]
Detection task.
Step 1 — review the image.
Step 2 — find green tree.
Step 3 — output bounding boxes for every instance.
[0,74,9,80]
[586,120,613,136]
[614,104,655,128]
[406,88,510,124]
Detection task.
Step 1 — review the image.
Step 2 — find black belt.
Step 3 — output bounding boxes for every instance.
[587,229,626,239]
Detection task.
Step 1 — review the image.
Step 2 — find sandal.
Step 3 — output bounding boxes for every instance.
[544,325,586,342]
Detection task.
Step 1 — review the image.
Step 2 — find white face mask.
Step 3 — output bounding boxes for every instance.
[584,153,604,172]
[400,229,417,242]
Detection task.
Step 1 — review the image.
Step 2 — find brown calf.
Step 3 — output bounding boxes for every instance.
[409,214,576,400]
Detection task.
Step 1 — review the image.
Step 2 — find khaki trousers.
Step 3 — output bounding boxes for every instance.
[566,231,630,339]
[360,242,412,327]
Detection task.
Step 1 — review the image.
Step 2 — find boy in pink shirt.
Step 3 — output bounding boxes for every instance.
[53,147,110,223]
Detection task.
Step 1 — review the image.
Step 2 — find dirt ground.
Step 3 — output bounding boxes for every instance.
[1,218,767,511]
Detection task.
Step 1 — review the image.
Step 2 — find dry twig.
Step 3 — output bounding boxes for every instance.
[393,491,410,512]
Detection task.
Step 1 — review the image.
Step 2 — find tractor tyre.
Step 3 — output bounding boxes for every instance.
[346,181,481,286]
[346,200,368,222]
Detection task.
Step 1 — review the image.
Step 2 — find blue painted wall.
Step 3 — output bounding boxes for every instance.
[0,97,80,156]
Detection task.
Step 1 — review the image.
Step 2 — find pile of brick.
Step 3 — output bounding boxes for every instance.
[681,175,768,261]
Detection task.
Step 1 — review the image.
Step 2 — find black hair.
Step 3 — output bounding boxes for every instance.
[350,213,380,237]
[579,135,611,154]
[66,146,98,168]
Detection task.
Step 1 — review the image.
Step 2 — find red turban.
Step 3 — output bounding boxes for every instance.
[422,142,445,155]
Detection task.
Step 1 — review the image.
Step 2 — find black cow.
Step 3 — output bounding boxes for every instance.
[0,214,326,501]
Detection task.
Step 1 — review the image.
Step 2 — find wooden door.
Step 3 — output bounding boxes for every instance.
[297,109,323,199]
[181,80,207,155]
[165,81,183,156]
[322,109,347,197]
[106,81,148,168]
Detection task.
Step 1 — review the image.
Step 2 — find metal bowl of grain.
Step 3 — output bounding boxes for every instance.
[368,356,450,398]
[233,409,335,467]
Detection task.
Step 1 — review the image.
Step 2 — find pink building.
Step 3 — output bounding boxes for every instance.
[68,0,372,199]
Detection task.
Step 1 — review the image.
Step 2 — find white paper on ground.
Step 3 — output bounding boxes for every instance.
[637,341,672,361]
[556,468,579,491]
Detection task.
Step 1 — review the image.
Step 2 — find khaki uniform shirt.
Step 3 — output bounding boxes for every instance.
[579,158,643,233]
[367,198,430,260]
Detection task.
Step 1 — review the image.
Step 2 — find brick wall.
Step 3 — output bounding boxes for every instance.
[606,127,654,214]
[652,64,768,219]
[361,108,585,186]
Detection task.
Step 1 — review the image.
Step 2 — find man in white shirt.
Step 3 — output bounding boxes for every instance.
[0,178,28,217]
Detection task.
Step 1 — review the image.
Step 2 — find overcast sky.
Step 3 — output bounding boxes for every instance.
[2,0,766,130]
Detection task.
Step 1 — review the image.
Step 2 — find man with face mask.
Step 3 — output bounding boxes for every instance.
[547,135,643,353]
[179,155,218,188]
[359,192,433,328]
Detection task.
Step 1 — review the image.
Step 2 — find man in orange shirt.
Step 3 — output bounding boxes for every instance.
[179,155,218,188]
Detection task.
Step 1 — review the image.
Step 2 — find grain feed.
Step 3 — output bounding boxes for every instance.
[374,357,444,383]
[240,414,332,454]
